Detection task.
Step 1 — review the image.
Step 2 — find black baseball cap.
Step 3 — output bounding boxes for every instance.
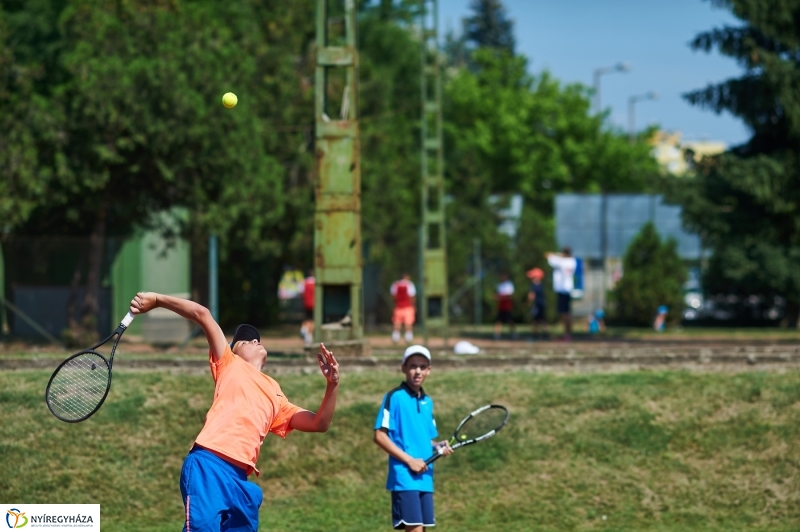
[230,324,260,348]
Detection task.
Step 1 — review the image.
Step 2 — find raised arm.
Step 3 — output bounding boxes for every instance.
[288,343,340,433]
[129,292,228,360]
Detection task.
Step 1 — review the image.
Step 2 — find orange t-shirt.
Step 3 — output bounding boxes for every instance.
[194,345,305,476]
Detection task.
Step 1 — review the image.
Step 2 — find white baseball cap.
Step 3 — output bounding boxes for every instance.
[402,345,431,365]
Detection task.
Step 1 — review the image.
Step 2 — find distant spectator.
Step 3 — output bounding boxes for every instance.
[494,273,516,340]
[587,309,606,334]
[526,268,548,339]
[653,305,668,332]
[391,273,417,344]
[546,247,577,341]
[300,270,315,345]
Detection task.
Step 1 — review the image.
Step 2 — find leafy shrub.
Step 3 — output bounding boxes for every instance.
[609,222,686,326]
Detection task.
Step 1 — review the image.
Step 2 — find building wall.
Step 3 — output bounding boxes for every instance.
[111,232,191,343]
[556,194,700,317]
[650,130,727,175]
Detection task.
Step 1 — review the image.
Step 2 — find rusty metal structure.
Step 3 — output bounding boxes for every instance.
[419,0,449,341]
[313,0,364,347]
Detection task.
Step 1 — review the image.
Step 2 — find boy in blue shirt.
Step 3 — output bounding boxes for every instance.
[374,345,453,531]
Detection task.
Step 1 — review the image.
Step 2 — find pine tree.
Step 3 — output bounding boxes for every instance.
[609,223,687,327]
[463,0,515,54]
[680,0,800,325]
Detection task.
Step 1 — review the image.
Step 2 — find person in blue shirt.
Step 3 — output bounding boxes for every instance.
[587,309,606,334]
[653,305,668,332]
[374,345,453,531]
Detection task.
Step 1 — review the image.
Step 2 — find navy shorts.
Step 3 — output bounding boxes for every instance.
[557,292,572,314]
[531,305,546,322]
[180,447,263,532]
[392,490,435,529]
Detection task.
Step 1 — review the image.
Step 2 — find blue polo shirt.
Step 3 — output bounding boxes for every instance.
[374,381,438,492]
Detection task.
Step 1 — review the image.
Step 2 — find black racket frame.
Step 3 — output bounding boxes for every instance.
[45,317,132,423]
[425,404,509,465]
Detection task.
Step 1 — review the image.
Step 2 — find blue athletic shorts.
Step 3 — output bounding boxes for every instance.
[391,490,435,529]
[180,447,263,532]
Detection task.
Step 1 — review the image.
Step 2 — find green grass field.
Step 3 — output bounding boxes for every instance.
[3,367,800,531]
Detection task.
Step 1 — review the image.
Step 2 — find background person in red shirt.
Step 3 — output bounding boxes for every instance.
[390,273,417,344]
[494,273,516,340]
[300,270,315,345]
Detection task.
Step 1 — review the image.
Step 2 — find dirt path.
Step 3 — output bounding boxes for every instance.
[3,334,799,374]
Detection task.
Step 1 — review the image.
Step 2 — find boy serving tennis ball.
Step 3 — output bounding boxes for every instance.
[129,292,339,532]
[374,345,452,531]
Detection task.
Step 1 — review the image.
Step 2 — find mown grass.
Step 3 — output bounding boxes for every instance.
[2,367,799,531]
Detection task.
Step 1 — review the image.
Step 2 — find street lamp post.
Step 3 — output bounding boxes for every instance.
[627,91,658,143]
[593,62,629,114]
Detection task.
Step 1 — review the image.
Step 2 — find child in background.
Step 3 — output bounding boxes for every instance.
[526,268,548,340]
[300,270,315,345]
[587,309,606,334]
[494,273,516,340]
[391,274,417,344]
[654,305,668,332]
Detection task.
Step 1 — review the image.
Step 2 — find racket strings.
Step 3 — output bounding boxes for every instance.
[47,353,110,421]
[457,408,507,439]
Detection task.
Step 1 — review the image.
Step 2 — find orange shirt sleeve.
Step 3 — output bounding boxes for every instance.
[209,344,235,382]
[269,392,306,438]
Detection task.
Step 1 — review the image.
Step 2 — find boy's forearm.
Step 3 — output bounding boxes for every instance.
[374,430,414,466]
[313,382,339,432]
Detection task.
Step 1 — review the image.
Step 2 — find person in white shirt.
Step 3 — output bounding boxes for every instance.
[546,247,577,341]
[493,273,516,340]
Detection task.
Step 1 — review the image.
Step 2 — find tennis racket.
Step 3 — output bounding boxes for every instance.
[45,312,136,422]
[425,404,509,465]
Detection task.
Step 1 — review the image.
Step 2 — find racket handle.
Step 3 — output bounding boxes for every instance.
[424,448,445,466]
[121,311,136,329]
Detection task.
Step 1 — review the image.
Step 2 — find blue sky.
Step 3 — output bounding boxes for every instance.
[438,0,750,146]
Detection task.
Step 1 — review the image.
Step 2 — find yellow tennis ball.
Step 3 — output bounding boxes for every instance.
[222,92,238,109]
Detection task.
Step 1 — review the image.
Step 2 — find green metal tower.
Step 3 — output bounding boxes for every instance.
[419,0,448,342]
[313,0,366,354]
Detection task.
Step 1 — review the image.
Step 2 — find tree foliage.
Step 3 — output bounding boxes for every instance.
[680,0,800,324]
[463,0,516,54]
[444,49,661,314]
[609,223,687,327]
[0,0,662,328]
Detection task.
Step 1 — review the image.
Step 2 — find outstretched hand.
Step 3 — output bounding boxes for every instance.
[130,292,158,315]
[317,343,339,385]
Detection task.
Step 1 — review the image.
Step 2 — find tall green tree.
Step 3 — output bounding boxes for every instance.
[358,1,422,288]
[0,0,317,334]
[680,0,800,325]
[609,222,686,327]
[463,0,516,54]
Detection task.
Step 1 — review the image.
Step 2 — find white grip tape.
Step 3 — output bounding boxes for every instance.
[121,311,136,328]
